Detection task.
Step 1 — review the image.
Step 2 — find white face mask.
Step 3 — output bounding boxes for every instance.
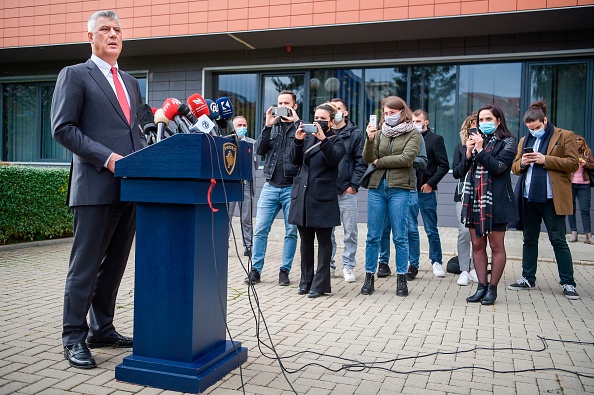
[384,112,401,127]
[334,111,343,123]
[414,124,423,132]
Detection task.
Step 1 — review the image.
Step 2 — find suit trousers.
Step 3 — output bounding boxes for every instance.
[62,202,136,346]
[521,198,575,286]
[297,226,333,294]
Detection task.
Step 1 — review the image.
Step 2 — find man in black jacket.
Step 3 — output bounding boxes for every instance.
[246,91,300,286]
[412,109,449,279]
[329,98,366,282]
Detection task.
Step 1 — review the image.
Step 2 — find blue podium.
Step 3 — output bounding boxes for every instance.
[114,134,250,393]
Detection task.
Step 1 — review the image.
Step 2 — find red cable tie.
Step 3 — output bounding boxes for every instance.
[208,178,219,212]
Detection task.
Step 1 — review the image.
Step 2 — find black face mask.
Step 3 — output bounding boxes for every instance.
[469,127,478,135]
[315,120,330,133]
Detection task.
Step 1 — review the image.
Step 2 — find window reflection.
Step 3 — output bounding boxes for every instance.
[459,63,522,137]
[530,63,588,135]
[309,69,362,126]
[364,67,407,120]
[410,65,456,161]
[216,73,258,138]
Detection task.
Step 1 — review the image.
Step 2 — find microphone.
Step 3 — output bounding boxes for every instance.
[190,114,216,134]
[206,99,219,120]
[162,98,191,134]
[136,104,157,145]
[154,108,170,142]
[216,96,234,119]
[178,103,198,124]
[187,93,210,120]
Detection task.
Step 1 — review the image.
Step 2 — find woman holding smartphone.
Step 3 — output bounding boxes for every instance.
[360,96,421,297]
[289,102,346,298]
[567,134,594,244]
[456,104,518,305]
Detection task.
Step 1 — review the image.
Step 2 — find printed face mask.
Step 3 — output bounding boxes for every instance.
[479,122,496,135]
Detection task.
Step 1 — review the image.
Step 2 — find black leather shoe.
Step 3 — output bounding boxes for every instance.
[64,342,96,369]
[308,291,322,298]
[481,284,498,305]
[243,248,251,257]
[87,332,133,349]
[467,283,488,303]
[298,288,309,295]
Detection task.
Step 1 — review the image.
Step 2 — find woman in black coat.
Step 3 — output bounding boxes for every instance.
[455,103,518,306]
[289,102,346,298]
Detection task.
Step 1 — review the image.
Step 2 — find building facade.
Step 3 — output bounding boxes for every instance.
[1,1,593,227]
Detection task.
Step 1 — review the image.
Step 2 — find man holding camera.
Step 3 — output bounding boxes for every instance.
[246,91,300,286]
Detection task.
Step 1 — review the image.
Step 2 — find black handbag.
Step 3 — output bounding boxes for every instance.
[587,168,594,187]
[356,164,377,189]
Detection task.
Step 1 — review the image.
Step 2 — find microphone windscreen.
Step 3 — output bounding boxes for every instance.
[216,118,228,129]
[216,97,234,119]
[177,103,198,123]
[162,98,182,121]
[187,93,210,119]
[151,107,158,115]
[136,104,156,131]
[154,108,170,125]
[206,99,219,120]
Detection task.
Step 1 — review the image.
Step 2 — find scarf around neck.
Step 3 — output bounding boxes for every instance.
[461,135,497,237]
[381,120,415,138]
[523,120,554,203]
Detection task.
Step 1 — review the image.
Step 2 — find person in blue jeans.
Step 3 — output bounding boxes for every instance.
[412,109,449,279]
[377,135,427,280]
[245,91,300,286]
[361,96,421,297]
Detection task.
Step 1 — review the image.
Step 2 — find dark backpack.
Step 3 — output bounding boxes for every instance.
[446,256,461,274]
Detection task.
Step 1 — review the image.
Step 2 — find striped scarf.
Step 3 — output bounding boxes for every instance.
[461,136,496,237]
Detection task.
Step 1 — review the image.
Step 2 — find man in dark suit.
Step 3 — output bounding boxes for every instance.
[51,10,146,369]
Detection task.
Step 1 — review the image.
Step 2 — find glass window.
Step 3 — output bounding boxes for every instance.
[261,74,305,119]
[215,73,258,139]
[364,67,408,121]
[410,65,457,161]
[528,62,589,136]
[309,69,362,127]
[459,63,522,138]
[2,83,37,162]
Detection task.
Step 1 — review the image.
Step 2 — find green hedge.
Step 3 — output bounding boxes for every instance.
[0,163,73,244]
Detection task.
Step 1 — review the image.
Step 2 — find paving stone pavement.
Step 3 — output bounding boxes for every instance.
[1,219,594,395]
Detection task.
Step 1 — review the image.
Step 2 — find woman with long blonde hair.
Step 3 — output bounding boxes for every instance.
[567,134,594,244]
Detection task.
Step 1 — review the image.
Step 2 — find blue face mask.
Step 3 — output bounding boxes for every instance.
[529,127,545,139]
[479,122,496,135]
[236,127,248,137]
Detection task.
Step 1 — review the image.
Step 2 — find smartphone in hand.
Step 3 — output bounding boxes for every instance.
[523,147,534,154]
[369,115,377,128]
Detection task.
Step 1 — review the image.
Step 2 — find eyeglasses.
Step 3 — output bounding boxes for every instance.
[382,110,400,117]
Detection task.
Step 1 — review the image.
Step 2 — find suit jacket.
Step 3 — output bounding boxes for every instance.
[51,59,146,206]
[512,126,579,216]
[288,132,346,228]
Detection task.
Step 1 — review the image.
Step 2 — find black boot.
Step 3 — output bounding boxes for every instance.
[361,273,374,295]
[481,284,498,305]
[396,274,408,297]
[466,283,487,303]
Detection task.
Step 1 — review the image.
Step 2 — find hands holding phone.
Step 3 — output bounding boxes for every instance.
[296,122,326,141]
[366,115,378,140]
[521,146,545,167]
[266,106,299,127]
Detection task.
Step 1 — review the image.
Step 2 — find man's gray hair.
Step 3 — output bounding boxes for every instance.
[88,10,120,33]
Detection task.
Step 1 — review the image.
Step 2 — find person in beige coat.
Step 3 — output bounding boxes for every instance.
[508,100,580,300]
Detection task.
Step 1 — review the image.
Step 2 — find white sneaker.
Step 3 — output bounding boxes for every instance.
[343,267,356,283]
[468,269,478,283]
[457,271,470,286]
[330,266,335,278]
[432,262,446,277]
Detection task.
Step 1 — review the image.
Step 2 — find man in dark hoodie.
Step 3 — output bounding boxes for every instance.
[411,109,449,279]
[329,98,367,282]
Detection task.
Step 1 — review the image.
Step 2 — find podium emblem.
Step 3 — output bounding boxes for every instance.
[223,142,237,175]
